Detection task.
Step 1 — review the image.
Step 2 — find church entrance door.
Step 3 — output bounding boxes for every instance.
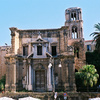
[35,70,45,91]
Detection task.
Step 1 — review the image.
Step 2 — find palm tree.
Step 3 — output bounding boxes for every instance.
[90,23,100,52]
[75,65,99,91]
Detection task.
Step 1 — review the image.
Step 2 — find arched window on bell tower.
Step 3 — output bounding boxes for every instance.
[71,12,76,21]
[72,26,78,39]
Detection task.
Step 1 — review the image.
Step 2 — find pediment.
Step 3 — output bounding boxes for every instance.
[35,35,48,43]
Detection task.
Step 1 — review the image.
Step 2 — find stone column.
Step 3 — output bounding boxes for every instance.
[5,58,10,92]
[80,11,82,20]
[22,60,27,89]
[47,63,52,91]
[26,66,28,90]
[70,12,71,20]
[69,58,76,92]
[64,62,70,91]
[49,42,51,53]
[10,57,16,92]
[76,11,78,20]
[11,63,16,92]
[28,60,32,90]
[28,43,31,55]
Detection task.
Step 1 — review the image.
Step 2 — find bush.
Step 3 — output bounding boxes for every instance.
[0,75,6,91]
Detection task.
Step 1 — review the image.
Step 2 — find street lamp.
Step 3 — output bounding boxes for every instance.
[58,60,62,90]
[5,43,8,54]
[58,61,62,68]
[48,62,52,68]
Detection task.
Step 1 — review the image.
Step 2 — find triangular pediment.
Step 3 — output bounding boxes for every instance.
[35,35,48,43]
[36,38,43,41]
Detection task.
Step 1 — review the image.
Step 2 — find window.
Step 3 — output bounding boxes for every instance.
[87,45,91,51]
[76,48,79,58]
[74,48,79,58]
[37,46,42,55]
[71,12,76,21]
[72,26,78,39]
[47,32,51,37]
[52,46,57,56]
[23,46,28,56]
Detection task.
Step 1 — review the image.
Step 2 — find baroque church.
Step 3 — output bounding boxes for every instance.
[4,7,85,92]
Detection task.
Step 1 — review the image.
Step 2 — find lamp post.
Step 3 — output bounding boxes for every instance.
[49,58,62,92]
[5,43,8,54]
[58,60,62,90]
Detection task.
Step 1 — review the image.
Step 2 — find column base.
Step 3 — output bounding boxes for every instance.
[11,84,16,92]
[28,84,32,90]
[64,83,70,92]
[25,85,28,90]
[5,84,9,92]
[47,84,52,91]
[5,84,16,92]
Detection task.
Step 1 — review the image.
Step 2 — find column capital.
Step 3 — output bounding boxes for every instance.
[28,59,31,65]
[23,59,26,63]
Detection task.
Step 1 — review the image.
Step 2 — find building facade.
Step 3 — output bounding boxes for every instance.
[85,40,96,52]
[4,7,85,92]
[0,46,10,79]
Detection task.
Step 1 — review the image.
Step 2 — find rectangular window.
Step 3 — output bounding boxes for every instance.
[87,45,91,51]
[52,46,57,56]
[37,46,42,55]
[23,46,28,56]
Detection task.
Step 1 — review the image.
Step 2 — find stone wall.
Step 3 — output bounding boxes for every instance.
[0,92,100,100]
[0,46,10,79]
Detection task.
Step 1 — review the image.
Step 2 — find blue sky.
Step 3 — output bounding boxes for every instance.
[0,0,100,46]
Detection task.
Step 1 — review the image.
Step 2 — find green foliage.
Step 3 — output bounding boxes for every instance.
[75,65,99,91]
[90,23,100,52]
[86,51,100,85]
[0,83,4,90]
[86,50,100,68]
[0,75,6,91]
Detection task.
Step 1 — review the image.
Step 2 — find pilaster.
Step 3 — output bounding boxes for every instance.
[47,63,52,91]
[28,59,32,90]
[5,56,16,92]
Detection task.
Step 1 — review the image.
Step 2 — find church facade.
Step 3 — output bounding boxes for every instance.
[5,7,85,92]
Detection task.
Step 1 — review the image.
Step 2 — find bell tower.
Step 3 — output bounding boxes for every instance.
[65,7,85,70]
[65,7,83,40]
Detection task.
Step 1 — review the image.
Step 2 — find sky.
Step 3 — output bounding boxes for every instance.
[0,0,100,46]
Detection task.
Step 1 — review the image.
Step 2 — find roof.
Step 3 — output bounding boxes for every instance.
[85,40,96,42]
[66,7,81,11]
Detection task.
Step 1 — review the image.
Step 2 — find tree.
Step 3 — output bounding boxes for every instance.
[75,65,99,91]
[86,50,100,85]
[90,23,100,52]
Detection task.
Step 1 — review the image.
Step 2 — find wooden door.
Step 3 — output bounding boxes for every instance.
[35,70,45,91]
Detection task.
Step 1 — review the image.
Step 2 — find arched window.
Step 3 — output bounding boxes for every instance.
[72,26,78,39]
[74,47,79,58]
[71,12,76,21]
